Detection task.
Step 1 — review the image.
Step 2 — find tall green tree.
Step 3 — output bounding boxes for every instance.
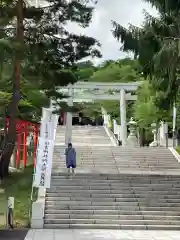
[112,0,180,110]
[133,81,170,128]
[0,0,100,179]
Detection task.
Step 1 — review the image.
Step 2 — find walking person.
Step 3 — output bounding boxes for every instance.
[65,143,76,174]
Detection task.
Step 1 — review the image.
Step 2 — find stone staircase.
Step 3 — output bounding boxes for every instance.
[44,126,180,230]
[52,146,180,174]
[55,125,113,146]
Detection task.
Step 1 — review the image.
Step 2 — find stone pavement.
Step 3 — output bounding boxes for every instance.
[24,229,180,240]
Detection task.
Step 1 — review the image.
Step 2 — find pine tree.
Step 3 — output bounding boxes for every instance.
[0,0,100,179]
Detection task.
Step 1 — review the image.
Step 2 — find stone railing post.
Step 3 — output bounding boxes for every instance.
[31,187,46,228]
[149,122,158,147]
[127,117,138,147]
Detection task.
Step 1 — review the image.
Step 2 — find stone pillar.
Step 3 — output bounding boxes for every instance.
[113,119,118,134]
[107,114,111,129]
[159,121,165,146]
[65,86,73,144]
[120,89,127,146]
[149,122,158,147]
[117,125,121,141]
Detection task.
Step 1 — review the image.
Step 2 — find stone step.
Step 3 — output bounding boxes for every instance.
[56,154,176,158]
[44,218,180,225]
[54,156,177,159]
[50,175,180,180]
[53,165,180,169]
[54,158,179,162]
[56,153,175,157]
[54,159,179,163]
[48,186,180,191]
[50,173,180,178]
[53,164,180,168]
[45,205,180,211]
[57,153,175,156]
[57,148,174,152]
[55,150,175,154]
[50,173,180,179]
[59,164,178,169]
[44,214,180,221]
[52,169,180,173]
[50,179,180,183]
[50,182,180,187]
[43,223,180,230]
[46,200,180,207]
[61,159,178,163]
[51,174,180,178]
[44,209,180,216]
[47,189,180,195]
[46,192,180,199]
[50,179,180,184]
[53,165,180,168]
[46,196,180,203]
[56,156,176,160]
[53,163,179,166]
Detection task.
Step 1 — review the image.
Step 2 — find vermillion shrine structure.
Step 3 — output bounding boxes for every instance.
[6,117,39,168]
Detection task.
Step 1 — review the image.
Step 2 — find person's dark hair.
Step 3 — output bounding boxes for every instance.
[68,143,72,148]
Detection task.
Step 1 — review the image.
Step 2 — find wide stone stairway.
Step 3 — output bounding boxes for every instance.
[44,126,180,230]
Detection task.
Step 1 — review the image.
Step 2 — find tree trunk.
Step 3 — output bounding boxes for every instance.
[0,0,24,180]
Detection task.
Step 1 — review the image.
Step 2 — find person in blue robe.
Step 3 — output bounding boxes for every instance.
[65,143,76,174]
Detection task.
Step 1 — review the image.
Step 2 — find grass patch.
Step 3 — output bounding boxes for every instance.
[0,165,37,228]
[176,146,180,154]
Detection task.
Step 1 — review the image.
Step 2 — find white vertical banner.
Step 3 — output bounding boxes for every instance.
[40,121,53,140]
[34,138,54,188]
[34,107,59,188]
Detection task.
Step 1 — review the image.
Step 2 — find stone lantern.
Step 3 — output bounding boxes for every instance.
[149,122,158,147]
[127,117,138,146]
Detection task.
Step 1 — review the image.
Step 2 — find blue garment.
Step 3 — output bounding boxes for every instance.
[65,147,76,168]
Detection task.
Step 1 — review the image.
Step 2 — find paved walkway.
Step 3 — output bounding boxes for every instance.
[24,229,180,240]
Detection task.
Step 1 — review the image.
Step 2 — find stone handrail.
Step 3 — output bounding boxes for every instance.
[101,107,120,146]
[104,124,119,146]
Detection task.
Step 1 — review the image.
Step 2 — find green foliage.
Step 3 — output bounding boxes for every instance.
[0,0,101,122]
[134,81,159,127]
[176,145,180,154]
[77,102,101,119]
[134,81,170,128]
[0,165,36,227]
[0,0,101,101]
[90,58,141,82]
[112,1,180,109]
[143,0,180,13]
[77,67,96,81]
[0,63,50,122]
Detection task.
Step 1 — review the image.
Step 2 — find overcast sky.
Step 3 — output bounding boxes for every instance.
[67,0,158,65]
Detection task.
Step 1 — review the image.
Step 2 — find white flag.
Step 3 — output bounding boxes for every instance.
[34,138,54,188]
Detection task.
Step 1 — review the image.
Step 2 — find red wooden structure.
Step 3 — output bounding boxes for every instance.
[6,118,40,168]
[59,111,66,125]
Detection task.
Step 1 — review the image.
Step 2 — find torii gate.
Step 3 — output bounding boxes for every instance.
[51,81,141,146]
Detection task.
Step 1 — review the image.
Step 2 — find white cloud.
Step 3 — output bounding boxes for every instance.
[67,0,158,64]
